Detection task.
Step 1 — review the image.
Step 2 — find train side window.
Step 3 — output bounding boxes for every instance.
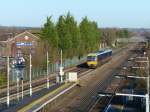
[99,55,102,59]
[100,54,103,59]
[103,53,105,58]
[106,52,108,57]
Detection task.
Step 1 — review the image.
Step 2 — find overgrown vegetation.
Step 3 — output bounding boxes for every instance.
[101,28,131,46]
[0,72,6,86]
[39,13,131,63]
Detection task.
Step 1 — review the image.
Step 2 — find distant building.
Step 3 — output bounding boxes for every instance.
[0,31,39,57]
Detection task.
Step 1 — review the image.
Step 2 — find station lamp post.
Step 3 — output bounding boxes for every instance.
[7,56,10,107]
[1,56,16,107]
[1,56,14,107]
[46,51,50,89]
[29,53,32,96]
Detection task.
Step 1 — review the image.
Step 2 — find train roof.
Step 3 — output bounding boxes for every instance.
[87,49,112,57]
[98,48,112,53]
[87,53,97,57]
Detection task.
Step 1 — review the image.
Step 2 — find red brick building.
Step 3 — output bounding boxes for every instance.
[0,31,39,57]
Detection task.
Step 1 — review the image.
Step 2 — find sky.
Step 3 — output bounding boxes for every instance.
[0,0,150,28]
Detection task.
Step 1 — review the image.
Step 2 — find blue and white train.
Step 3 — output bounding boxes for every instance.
[87,49,112,68]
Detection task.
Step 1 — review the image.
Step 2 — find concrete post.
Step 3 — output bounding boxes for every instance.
[16,73,19,101]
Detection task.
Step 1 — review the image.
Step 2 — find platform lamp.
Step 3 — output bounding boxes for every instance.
[29,53,32,96]
[7,56,10,107]
[46,51,50,89]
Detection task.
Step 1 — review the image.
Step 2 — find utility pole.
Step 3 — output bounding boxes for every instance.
[29,54,32,96]
[7,56,10,107]
[47,51,49,89]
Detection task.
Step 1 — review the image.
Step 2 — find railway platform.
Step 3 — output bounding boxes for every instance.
[3,82,77,112]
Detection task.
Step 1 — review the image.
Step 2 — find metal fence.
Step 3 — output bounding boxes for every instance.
[9,56,86,84]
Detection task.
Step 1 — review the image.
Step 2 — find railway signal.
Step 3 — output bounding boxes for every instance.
[13,56,25,100]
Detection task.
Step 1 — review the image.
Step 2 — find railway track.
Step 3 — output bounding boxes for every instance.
[97,96,113,112]
[0,44,132,107]
[79,62,128,112]
[28,44,148,112]
[0,63,88,97]
[89,77,122,112]
[0,67,91,104]
[88,44,147,112]
[0,44,129,92]
[44,44,136,112]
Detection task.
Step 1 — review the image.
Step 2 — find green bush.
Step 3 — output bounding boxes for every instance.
[0,73,6,86]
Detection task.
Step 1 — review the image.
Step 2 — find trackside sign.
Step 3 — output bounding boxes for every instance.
[16,42,32,46]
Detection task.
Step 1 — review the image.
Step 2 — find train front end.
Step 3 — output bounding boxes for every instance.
[87,53,97,68]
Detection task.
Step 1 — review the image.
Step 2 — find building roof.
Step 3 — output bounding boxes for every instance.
[0,31,40,42]
[0,33,14,41]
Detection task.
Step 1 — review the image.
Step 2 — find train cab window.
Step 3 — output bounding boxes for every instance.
[87,56,96,61]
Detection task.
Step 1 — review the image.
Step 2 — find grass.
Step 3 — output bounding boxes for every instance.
[0,72,6,87]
